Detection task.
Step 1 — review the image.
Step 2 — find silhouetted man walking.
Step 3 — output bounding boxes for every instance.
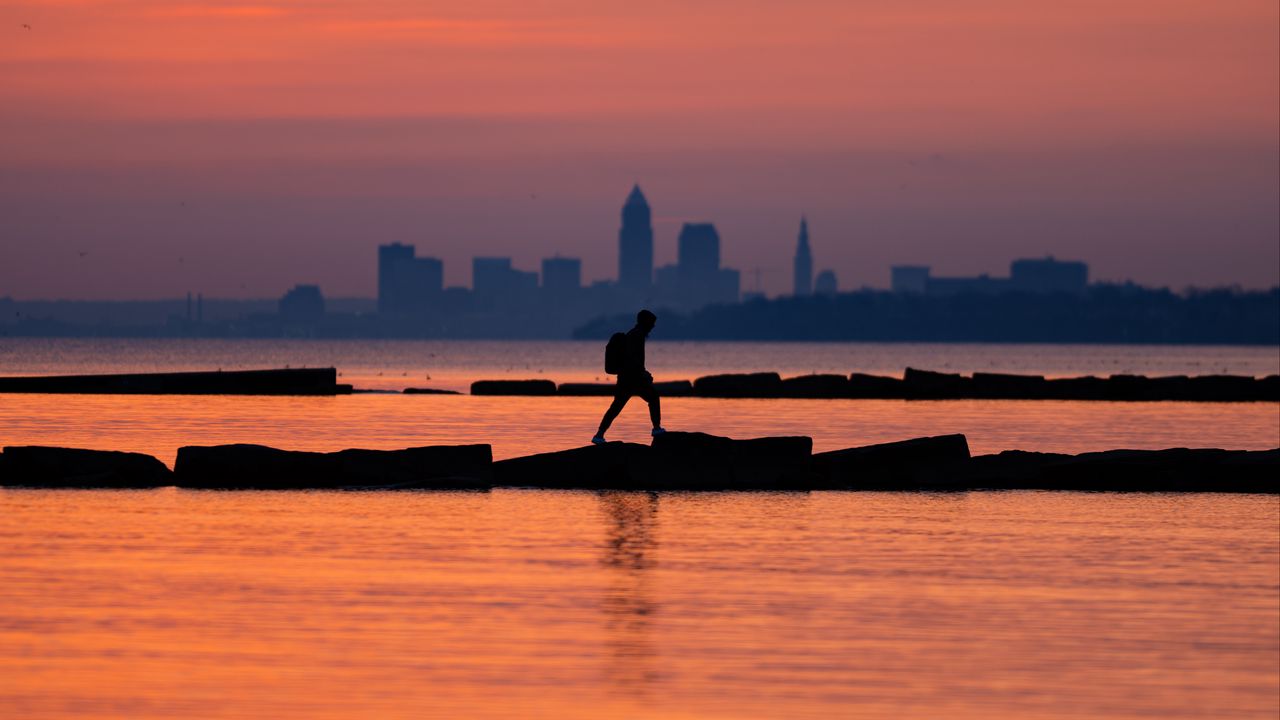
[593,309,665,444]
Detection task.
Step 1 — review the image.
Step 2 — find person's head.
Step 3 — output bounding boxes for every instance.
[636,309,657,333]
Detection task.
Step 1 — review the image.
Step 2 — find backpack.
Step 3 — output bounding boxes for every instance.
[604,332,628,374]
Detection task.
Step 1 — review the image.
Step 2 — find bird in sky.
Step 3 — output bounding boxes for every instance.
[77,251,88,258]
[21,24,31,30]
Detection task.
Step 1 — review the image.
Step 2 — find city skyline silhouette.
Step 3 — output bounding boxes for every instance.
[2,1,1277,299]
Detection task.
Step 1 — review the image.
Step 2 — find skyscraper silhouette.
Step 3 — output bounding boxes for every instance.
[793,217,812,297]
[618,185,653,291]
[378,242,443,315]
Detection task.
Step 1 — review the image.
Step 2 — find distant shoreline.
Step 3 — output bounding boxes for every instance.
[4,286,1277,345]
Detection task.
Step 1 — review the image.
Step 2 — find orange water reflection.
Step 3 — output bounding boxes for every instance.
[0,490,1275,719]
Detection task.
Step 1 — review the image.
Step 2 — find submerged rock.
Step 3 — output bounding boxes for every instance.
[813,434,971,489]
[0,368,339,396]
[1259,375,1280,401]
[653,380,695,396]
[402,387,462,395]
[1044,376,1109,400]
[493,442,653,489]
[495,431,814,491]
[691,372,784,398]
[1028,448,1276,492]
[961,450,1073,484]
[902,368,971,399]
[174,444,493,490]
[970,373,1049,399]
[1,446,172,488]
[780,374,852,398]
[966,448,1278,493]
[556,383,617,396]
[470,379,557,396]
[847,373,905,398]
[1183,375,1260,402]
[558,380,694,397]
[649,431,814,490]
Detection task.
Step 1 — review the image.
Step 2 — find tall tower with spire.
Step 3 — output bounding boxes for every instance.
[618,185,653,291]
[793,216,813,297]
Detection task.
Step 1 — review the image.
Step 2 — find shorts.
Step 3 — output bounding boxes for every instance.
[614,373,657,401]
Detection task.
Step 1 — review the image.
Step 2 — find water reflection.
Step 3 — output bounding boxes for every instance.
[599,491,661,696]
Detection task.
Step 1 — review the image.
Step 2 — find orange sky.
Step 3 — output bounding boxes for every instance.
[2,0,1277,298]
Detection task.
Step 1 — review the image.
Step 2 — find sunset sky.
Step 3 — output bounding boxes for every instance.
[2,0,1277,299]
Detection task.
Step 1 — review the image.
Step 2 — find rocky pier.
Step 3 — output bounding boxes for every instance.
[0,368,348,395]
[2,433,1275,493]
[468,369,1280,402]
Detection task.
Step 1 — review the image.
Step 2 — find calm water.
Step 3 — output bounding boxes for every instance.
[1,490,1276,719]
[2,337,1277,392]
[1,339,1277,718]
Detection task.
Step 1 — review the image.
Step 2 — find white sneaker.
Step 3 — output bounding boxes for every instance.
[591,435,607,445]
[651,427,667,437]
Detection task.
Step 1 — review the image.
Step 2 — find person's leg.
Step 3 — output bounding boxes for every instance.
[596,394,631,436]
[639,385,661,429]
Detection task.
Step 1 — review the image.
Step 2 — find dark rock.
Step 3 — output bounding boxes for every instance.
[970,372,1048,399]
[0,368,339,396]
[402,387,462,395]
[495,432,814,490]
[1105,374,1159,400]
[1260,375,1280,401]
[902,368,971,399]
[1219,448,1280,488]
[847,373,905,398]
[692,372,783,398]
[1184,375,1258,402]
[558,380,693,397]
[1043,375,1109,400]
[470,379,557,396]
[813,434,971,489]
[964,448,1278,492]
[962,450,1073,485]
[780,374,852,398]
[557,383,616,396]
[1034,448,1277,492]
[1105,374,1218,401]
[174,444,492,490]
[1,446,172,488]
[1147,375,1190,400]
[493,442,653,489]
[649,431,814,490]
[654,380,695,396]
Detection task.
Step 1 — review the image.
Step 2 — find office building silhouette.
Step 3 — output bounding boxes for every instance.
[651,222,740,308]
[618,185,653,292]
[378,243,443,315]
[679,223,720,279]
[1010,257,1088,294]
[892,257,1089,295]
[473,257,538,299]
[542,257,582,296]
